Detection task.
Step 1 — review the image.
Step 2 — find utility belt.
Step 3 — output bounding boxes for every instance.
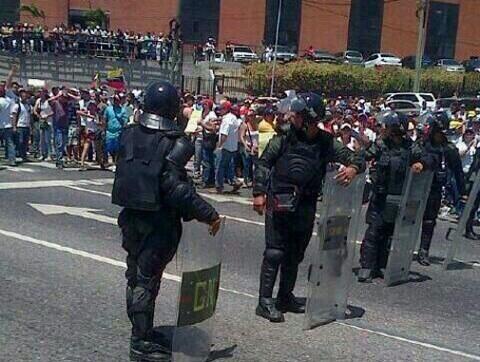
[269,181,316,213]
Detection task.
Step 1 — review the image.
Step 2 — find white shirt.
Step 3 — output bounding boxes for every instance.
[12,102,32,128]
[36,98,53,127]
[456,139,476,173]
[0,96,13,129]
[219,113,240,152]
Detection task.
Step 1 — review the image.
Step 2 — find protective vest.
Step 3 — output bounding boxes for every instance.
[424,140,447,189]
[375,140,411,196]
[271,131,330,195]
[112,123,179,211]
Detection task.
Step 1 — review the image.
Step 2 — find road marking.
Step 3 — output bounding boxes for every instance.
[335,322,480,361]
[29,203,118,225]
[0,178,113,190]
[4,166,36,173]
[0,226,479,360]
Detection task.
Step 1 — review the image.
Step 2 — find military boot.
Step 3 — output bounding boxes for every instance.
[276,293,305,314]
[130,337,171,362]
[417,248,430,266]
[256,297,285,323]
[465,221,480,240]
[357,268,373,283]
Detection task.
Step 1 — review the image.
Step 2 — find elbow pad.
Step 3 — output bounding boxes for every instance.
[166,136,195,167]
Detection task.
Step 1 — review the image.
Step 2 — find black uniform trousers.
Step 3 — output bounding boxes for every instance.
[360,198,395,271]
[420,189,442,252]
[119,208,182,340]
[259,195,316,299]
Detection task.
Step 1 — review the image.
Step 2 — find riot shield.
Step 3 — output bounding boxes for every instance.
[443,172,480,269]
[172,217,226,362]
[384,170,433,286]
[304,170,366,329]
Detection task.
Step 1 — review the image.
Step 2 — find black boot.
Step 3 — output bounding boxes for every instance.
[256,297,285,323]
[465,222,480,240]
[276,293,305,314]
[130,337,171,362]
[417,249,430,266]
[357,268,373,283]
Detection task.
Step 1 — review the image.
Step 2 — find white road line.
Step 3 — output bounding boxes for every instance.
[335,322,480,361]
[4,166,36,173]
[0,178,113,190]
[0,227,478,360]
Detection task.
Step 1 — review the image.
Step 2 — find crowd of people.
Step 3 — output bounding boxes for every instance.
[0,22,175,61]
[0,65,142,170]
[1,63,480,217]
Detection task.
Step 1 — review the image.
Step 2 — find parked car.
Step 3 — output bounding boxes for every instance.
[401,55,434,69]
[264,45,297,62]
[436,59,465,72]
[386,92,436,110]
[336,50,364,65]
[231,45,259,63]
[364,53,402,68]
[462,57,480,72]
[436,97,480,112]
[305,50,338,64]
[386,100,421,116]
[214,52,225,63]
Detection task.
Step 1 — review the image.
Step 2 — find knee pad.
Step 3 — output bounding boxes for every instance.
[264,248,285,265]
[128,270,161,315]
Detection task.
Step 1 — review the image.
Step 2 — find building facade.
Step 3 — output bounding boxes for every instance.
[18,0,480,60]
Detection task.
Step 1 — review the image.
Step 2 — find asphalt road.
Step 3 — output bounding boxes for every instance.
[0,162,479,361]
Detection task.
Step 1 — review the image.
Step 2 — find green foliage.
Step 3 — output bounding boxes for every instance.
[85,8,108,28]
[244,61,480,97]
[20,4,45,19]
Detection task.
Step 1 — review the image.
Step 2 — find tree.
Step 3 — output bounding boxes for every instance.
[19,4,46,23]
[85,8,108,29]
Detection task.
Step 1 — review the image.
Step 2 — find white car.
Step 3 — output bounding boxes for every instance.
[436,59,465,72]
[214,52,225,63]
[232,45,259,63]
[364,53,402,68]
[386,92,436,110]
[386,100,421,116]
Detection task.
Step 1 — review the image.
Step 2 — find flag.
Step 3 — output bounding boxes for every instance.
[106,68,126,91]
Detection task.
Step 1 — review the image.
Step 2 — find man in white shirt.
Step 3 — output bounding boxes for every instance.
[0,85,16,166]
[11,89,32,161]
[214,101,241,193]
[456,128,476,173]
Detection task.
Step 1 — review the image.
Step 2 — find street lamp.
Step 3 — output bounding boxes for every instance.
[270,0,282,97]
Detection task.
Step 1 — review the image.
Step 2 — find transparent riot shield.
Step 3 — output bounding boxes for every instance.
[304,170,366,329]
[384,170,433,286]
[172,217,226,362]
[444,172,480,269]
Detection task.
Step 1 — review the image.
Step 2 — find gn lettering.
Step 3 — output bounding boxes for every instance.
[193,277,218,312]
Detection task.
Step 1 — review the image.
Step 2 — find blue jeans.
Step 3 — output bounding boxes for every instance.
[40,124,53,158]
[0,128,16,163]
[31,121,40,156]
[215,148,237,190]
[17,127,30,159]
[194,136,203,174]
[54,127,68,164]
[201,146,216,185]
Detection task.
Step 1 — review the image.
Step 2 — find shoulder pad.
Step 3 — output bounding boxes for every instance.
[166,136,195,167]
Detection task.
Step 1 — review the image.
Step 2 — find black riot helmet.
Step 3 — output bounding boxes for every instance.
[428,111,450,134]
[377,110,408,135]
[143,80,180,119]
[290,92,326,125]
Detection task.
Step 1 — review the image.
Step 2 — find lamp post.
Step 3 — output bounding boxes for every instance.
[269,0,282,97]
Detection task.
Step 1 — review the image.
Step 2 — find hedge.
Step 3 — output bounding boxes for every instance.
[243,61,480,98]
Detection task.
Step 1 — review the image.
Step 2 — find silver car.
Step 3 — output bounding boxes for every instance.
[436,59,465,72]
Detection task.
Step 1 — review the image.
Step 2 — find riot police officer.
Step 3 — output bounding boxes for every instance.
[418,112,466,265]
[252,92,365,322]
[358,111,431,283]
[112,80,221,361]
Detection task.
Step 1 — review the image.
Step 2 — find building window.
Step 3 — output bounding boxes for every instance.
[1,0,20,23]
[264,0,301,50]
[69,9,110,29]
[425,1,459,60]
[180,0,220,44]
[347,0,384,56]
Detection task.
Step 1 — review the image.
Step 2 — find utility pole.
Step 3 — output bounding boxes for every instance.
[270,0,282,97]
[413,0,429,93]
